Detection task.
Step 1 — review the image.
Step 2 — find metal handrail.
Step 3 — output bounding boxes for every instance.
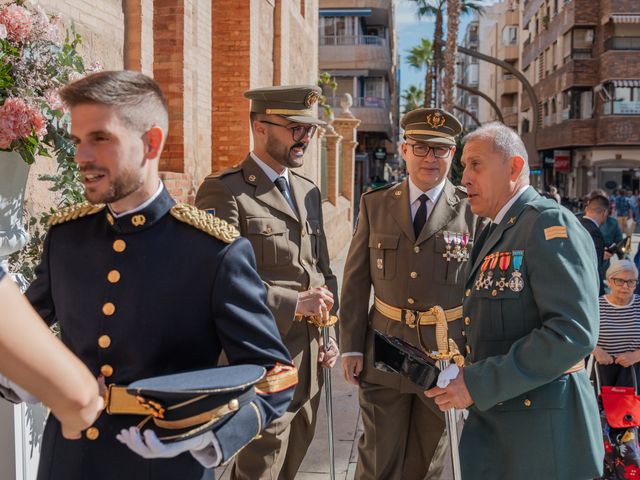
[320,35,387,47]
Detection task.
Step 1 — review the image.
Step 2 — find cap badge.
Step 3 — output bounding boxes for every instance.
[304,91,320,108]
[426,112,446,129]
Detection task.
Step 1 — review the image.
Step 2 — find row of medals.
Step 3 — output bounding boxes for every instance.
[474,250,525,293]
[442,231,471,262]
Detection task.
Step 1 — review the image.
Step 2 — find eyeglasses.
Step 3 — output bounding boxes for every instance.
[610,278,638,287]
[260,120,317,142]
[406,143,452,159]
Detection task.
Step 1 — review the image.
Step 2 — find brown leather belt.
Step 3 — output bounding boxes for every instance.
[374,296,463,328]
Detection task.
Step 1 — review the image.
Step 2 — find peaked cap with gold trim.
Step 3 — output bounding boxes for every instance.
[400,108,462,145]
[244,85,325,125]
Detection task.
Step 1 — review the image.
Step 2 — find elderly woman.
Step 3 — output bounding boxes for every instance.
[593,259,640,386]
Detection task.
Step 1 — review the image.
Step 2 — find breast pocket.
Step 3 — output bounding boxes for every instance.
[307,219,323,261]
[246,217,291,267]
[433,234,468,286]
[473,287,525,340]
[369,233,399,280]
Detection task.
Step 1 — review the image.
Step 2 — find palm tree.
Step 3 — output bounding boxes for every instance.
[411,0,445,107]
[405,38,433,108]
[401,85,425,113]
[444,0,461,111]
[410,0,484,108]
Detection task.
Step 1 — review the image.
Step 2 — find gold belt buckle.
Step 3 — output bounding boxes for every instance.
[404,310,417,328]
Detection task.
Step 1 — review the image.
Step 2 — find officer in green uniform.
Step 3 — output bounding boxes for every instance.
[195,85,339,479]
[340,108,484,479]
[426,122,604,479]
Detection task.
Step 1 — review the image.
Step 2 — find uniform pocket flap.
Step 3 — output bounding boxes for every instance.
[494,377,569,412]
[246,217,288,236]
[369,234,400,250]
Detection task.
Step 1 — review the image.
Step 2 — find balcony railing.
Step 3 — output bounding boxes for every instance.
[564,48,592,64]
[326,96,390,109]
[604,37,640,51]
[320,35,387,47]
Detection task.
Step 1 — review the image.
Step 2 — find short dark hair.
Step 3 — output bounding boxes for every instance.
[586,194,609,213]
[60,70,169,134]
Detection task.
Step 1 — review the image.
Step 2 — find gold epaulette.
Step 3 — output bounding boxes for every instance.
[48,202,105,226]
[170,203,240,244]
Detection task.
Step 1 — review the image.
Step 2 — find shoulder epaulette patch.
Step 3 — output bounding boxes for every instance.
[254,363,298,394]
[48,202,105,226]
[544,226,568,240]
[170,203,239,244]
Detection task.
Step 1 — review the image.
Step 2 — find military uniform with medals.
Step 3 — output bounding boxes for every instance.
[195,86,338,479]
[460,186,604,479]
[339,109,484,479]
[25,185,296,480]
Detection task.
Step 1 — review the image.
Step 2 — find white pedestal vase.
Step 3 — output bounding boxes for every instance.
[0,152,47,480]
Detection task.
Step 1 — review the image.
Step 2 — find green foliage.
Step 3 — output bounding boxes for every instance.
[402,85,425,114]
[317,71,338,118]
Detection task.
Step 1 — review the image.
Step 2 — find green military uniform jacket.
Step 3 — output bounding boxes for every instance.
[461,186,604,479]
[340,179,483,396]
[195,155,338,410]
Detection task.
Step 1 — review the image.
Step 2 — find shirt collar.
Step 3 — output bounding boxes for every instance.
[108,181,164,218]
[584,215,600,228]
[492,184,529,224]
[408,177,446,206]
[251,152,290,184]
[105,182,175,234]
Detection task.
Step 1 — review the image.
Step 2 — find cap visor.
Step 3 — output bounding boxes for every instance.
[282,114,326,126]
[405,134,456,145]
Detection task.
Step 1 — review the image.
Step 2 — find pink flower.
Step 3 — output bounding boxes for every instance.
[44,89,63,111]
[0,4,34,43]
[0,97,45,148]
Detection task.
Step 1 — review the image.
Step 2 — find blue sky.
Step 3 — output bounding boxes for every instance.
[395,0,497,96]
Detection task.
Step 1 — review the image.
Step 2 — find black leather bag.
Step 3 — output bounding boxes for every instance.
[373,330,440,389]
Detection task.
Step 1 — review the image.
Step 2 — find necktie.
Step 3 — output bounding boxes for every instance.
[274,176,298,214]
[413,194,428,239]
[471,222,497,262]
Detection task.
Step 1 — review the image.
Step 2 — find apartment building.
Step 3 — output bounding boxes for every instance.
[318,0,399,200]
[521,0,640,196]
[458,1,522,135]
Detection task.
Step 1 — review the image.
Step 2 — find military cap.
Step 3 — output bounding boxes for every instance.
[400,108,462,145]
[244,85,325,125]
[122,365,266,443]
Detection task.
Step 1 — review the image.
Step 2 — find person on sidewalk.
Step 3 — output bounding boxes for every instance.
[580,194,608,295]
[24,71,296,480]
[426,122,603,479]
[339,108,484,479]
[195,85,340,480]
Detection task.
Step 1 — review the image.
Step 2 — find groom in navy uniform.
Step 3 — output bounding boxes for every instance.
[24,71,296,480]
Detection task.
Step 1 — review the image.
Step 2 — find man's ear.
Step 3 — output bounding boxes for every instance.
[143,126,164,160]
[510,155,525,181]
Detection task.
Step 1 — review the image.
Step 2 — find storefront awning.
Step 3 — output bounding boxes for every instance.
[320,8,372,17]
[611,14,640,23]
[612,79,640,87]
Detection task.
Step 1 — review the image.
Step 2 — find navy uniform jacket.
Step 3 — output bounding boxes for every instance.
[460,187,603,479]
[26,187,295,480]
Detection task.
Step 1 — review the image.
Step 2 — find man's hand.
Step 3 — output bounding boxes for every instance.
[593,346,615,365]
[425,368,473,411]
[615,350,640,368]
[296,287,334,318]
[603,251,614,260]
[342,356,363,386]
[318,337,339,369]
[117,427,216,463]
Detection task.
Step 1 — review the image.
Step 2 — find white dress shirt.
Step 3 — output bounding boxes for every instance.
[251,152,291,187]
[492,185,530,224]
[108,181,164,218]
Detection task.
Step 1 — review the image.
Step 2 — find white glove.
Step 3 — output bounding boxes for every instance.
[0,373,39,404]
[116,427,221,467]
[436,365,469,421]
